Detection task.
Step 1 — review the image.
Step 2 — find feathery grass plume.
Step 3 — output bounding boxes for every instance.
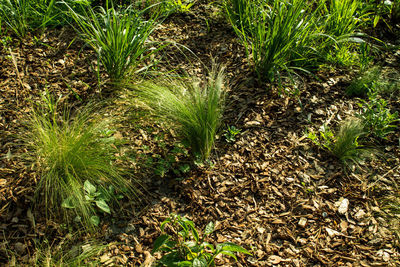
[225,0,323,82]
[64,0,163,86]
[25,92,138,230]
[134,66,226,161]
[332,118,373,168]
[31,236,107,266]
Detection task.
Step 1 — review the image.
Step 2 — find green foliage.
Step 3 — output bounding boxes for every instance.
[224,125,241,143]
[225,0,323,82]
[25,92,137,230]
[0,0,30,38]
[64,0,162,85]
[0,0,91,38]
[307,118,373,168]
[347,66,382,97]
[135,67,226,161]
[358,91,399,139]
[163,0,196,14]
[152,214,251,266]
[362,0,400,30]
[321,0,363,37]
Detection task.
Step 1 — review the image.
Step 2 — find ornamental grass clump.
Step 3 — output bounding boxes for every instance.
[225,0,322,82]
[64,0,162,86]
[135,67,226,161]
[25,93,137,230]
[0,0,91,38]
[308,118,374,169]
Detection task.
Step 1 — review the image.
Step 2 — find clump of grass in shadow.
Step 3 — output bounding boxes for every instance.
[308,118,375,169]
[63,0,163,87]
[133,66,226,161]
[25,93,138,230]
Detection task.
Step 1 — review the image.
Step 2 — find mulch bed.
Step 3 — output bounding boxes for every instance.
[1,1,400,266]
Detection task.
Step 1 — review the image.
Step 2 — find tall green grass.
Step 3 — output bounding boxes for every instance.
[134,67,226,161]
[25,93,137,230]
[64,0,163,86]
[0,0,30,38]
[225,0,323,82]
[0,0,91,38]
[322,0,363,37]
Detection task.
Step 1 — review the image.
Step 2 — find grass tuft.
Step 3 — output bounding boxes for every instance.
[133,66,226,161]
[64,0,163,86]
[25,93,138,230]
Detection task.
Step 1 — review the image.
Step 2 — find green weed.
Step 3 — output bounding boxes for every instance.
[358,90,399,139]
[153,214,251,266]
[224,125,241,143]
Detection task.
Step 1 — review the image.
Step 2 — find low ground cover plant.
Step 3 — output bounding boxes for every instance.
[65,0,163,86]
[307,118,374,168]
[152,213,251,266]
[134,67,226,161]
[358,90,399,139]
[25,93,137,230]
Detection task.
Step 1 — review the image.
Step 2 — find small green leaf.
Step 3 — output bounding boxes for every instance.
[95,199,110,214]
[193,258,207,267]
[179,164,190,173]
[217,242,252,255]
[159,251,181,266]
[152,234,170,254]
[84,180,97,195]
[204,221,214,235]
[177,261,192,267]
[90,216,100,226]
[218,251,237,261]
[61,197,75,209]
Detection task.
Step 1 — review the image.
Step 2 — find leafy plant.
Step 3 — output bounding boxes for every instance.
[25,92,138,230]
[307,118,373,168]
[152,214,251,266]
[163,0,196,14]
[224,125,241,143]
[64,0,163,86]
[134,66,226,161]
[358,91,399,139]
